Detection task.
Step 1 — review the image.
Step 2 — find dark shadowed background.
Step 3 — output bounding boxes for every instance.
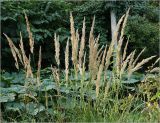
[1,0,159,72]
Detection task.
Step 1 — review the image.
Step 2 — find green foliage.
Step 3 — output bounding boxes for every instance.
[1,1,72,70]
[73,1,159,61]
[1,1,159,71]
[1,2,159,122]
[73,1,110,45]
[1,1,71,42]
[126,15,159,58]
[1,69,159,122]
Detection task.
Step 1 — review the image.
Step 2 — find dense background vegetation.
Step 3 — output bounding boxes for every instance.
[1,1,159,122]
[1,1,159,71]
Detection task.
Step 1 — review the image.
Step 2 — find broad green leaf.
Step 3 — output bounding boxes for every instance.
[0,93,16,102]
[40,79,56,91]
[26,102,45,116]
[5,102,25,111]
[59,86,70,94]
[122,79,139,84]
[9,85,26,94]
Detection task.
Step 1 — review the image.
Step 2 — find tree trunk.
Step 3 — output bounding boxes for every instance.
[110,9,117,46]
[110,8,117,69]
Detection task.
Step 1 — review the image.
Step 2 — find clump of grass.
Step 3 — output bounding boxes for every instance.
[65,38,70,82]
[4,33,34,78]
[79,17,86,72]
[3,8,160,122]
[51,65,60,96]
[54,33,60,67]
[70,12,79,79]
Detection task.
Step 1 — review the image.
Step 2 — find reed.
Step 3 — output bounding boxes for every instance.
[79,17,86,70]
[4,13,35,79]
[96,45,107,97]
[105,14,125,71]
[150,67,160,73]
[70,12,79,78]
[119,8,130,40]
[51,65,60,96]
[88,16,98,79]
[54,33,60,67]
[153,57,160,66]
[115,8,129,75]
[128,50,136,78]
[82,52,87,75]
[24,11,34,54]
[122,38,129,61]
[120,52,133,78]
[97,45,104,57]
[4,33,33,78]
[37,46,42,85]
[3,33,20,69]
[26,55,33,78]
[19,32,33,78]
[131,56,156,73]
[133,48,146,67]
[116,37,124,74]
[19,32,26,68]
[65,38,69,82]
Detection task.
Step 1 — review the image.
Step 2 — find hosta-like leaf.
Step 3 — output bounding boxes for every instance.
[69,72,90,81]
[122,79,139,84]
[39,79,56,91]
[0,93,16,102]
[5,102,25,111]
[59,86,70,94]
[1,87,12,94]
[1,72,25,84]
[1,17,16,21]
[11,76,25,84]
[59,97,76,109]
[47,108,54,115]
[9,85,26,93]
[123,86,136,91]
[26,102,45,116]
[84,90,96,100]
